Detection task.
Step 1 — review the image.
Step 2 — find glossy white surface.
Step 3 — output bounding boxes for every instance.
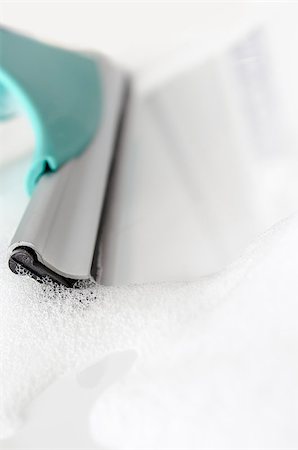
[1,3,298,449]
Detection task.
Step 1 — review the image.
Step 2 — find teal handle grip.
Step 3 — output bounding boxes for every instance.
[0,27,101,194]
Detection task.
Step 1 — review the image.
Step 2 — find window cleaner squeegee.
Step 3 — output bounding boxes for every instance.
[3,26,295,288]
[0,27,128,286]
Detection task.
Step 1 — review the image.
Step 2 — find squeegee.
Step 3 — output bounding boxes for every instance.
[3,27,293,287]
[0,28,128,286]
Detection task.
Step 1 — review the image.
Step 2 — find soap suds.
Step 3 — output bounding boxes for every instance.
[0,214,298,448]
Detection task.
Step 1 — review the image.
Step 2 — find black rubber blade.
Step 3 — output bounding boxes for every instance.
[8,246,76,287]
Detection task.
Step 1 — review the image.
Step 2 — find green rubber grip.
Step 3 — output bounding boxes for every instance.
[0,27,101,194]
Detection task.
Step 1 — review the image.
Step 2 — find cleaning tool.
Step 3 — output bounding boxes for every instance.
[3,27,296,287]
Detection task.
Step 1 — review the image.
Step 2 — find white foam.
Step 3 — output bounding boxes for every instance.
[90,216,298,449]
[1,211,298,447]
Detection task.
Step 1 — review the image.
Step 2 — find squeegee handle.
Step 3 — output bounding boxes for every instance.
[0,27,101,194]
